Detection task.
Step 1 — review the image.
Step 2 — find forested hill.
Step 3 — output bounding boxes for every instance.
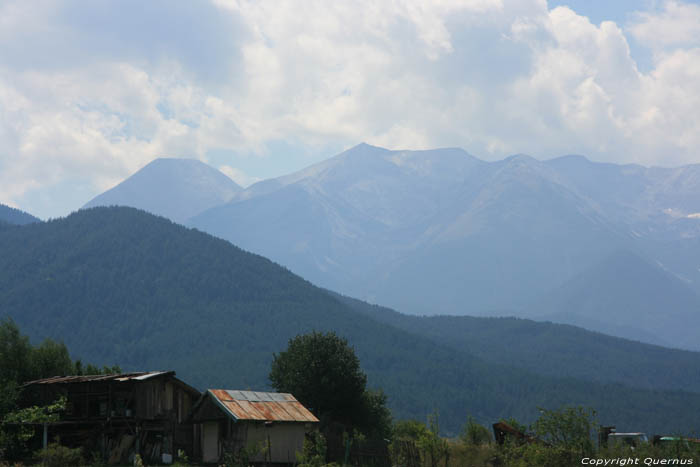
[0,203,41,225]
[2,206,700,434]
[333,293,700,393]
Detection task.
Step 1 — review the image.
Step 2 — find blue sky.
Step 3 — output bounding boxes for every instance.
[1,0,699,219]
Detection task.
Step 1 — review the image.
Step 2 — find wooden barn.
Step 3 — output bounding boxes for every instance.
[20,371,200,464]
[191,389,319,465]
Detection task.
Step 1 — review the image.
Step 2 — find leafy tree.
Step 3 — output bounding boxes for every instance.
[390,414,450,467]
[531,406,597,454]
[31,340,73,379]
[417,411,450,467]
[0,318,120,460]
[269,331,391,439]
[356,389,392,439]
[3,396,67,426]
[295,431,331,467]
[0,319,35,422]
[393,419,429,441]
[77,362,122,375]
[461,416,492,446]
[493,408,597,467]
[1,397,67,460]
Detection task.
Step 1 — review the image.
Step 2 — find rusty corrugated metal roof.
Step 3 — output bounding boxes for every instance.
[207,389,319,423]
[23,371,175,386]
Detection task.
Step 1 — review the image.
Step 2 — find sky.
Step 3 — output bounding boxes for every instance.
[1,0,699,219]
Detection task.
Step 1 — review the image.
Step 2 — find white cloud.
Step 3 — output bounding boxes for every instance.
[628,0,700,51]
[1,0,700,217]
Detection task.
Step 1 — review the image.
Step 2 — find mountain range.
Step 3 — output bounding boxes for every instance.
[76,144,700,351]
[187,144,700,350]
[190,145,620,312]
[3,206,700,435]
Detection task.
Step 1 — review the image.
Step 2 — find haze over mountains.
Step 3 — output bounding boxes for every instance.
[83,158,242,223]
[192,144,620,312]
[79,144,700,351]
[532,250,700,349]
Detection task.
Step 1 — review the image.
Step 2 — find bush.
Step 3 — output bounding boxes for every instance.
[34,442,84,467]
[389,414,450,467]
[461,416,492,446]
[296,432,340,467]
[447,440,498,467]
[532,406,596,455]
[417,413,450,467]
[221,441,267,467]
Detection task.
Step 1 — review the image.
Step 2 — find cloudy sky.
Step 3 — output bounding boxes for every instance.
[1,0,699,219]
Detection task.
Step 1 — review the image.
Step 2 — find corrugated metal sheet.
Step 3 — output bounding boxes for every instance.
[23,371,175,386]
[128,371,172,381]
[207,389,319,423]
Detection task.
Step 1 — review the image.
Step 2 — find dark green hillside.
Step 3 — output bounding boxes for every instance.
[2,207,700,435]
[335,293,700,393]
[0,203,41,225]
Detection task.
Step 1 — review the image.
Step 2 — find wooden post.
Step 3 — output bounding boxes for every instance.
[43,423,48,449]
[267,433,272,466]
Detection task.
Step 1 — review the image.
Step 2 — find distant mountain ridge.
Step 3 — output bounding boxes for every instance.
[4,206,700,434]
[83,158,242,223]
[0,203,41,225]
[83,144,700,350]
[191,143,627,314]
[184,144,700,350]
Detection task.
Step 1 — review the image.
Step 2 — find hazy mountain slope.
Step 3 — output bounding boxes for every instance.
[0,203,41,225]
[191,144,626,314]
[543,155,652,227]
[547,155,700,295]
[3,207,700,434]
[83,158,241,223]
[369,155,625,313]
[531,250,700,350]
[642,235,700,298]
[333,292,700,392]
[546,155,700,233]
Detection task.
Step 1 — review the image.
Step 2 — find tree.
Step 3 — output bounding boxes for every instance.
[498,407,598,467]
[0,319,34,419]
[1,319,122,460]
[532,406,597,454]
[390,413,450,467]
[417,412,450,467]
[461,416,492,445]
[31,340,74,380]
[269,331,391,438]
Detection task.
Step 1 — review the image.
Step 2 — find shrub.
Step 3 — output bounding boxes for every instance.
[461,416,492,446]
[296,431,329,467]
[34,442,84,467]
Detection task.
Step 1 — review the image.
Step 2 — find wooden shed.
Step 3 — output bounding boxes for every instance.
[191,389,319,465]
[21,371,200,464]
